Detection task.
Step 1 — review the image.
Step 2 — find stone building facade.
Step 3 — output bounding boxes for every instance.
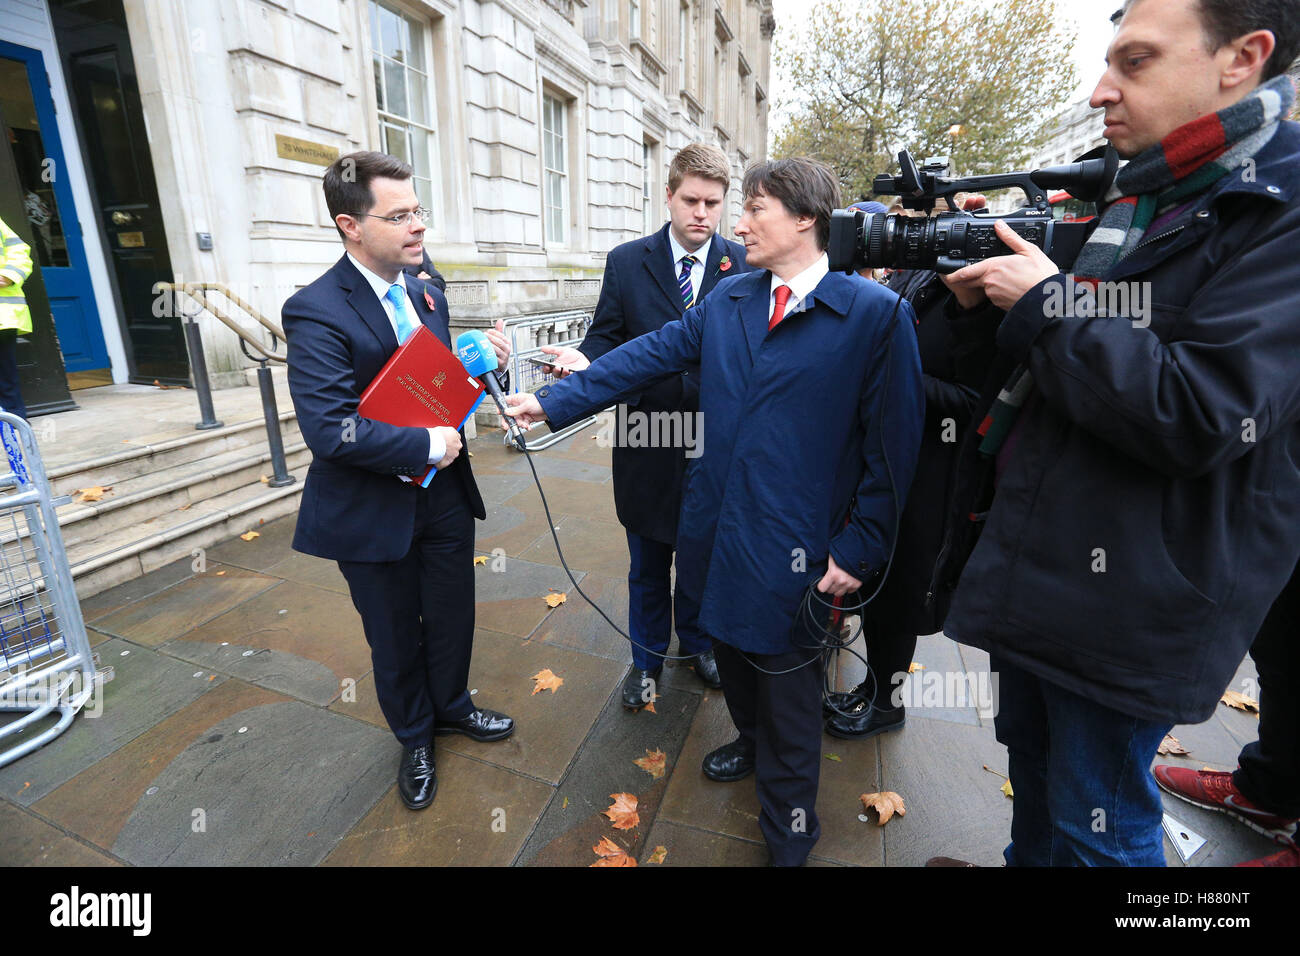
[0,0,773,402]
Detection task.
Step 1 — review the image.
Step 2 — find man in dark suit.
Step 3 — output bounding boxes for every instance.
[539,144,749,709]
[282,151,514,811]
[506,158,924,865]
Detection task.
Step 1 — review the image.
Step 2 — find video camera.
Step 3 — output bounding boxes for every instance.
[827,145,1118,275]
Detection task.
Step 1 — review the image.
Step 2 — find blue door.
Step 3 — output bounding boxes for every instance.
[0,40,111,378]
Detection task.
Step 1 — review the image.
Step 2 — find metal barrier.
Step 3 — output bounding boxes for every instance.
[0,412,106,768]
[505,309,599,451]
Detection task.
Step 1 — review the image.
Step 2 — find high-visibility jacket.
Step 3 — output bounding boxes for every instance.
[0,217,33,335]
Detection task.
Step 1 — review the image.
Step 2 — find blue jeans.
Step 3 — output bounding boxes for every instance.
[626,530,708,671]
[991,654,1172,866]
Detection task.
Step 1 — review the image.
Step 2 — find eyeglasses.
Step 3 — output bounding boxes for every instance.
[358,207,431,227]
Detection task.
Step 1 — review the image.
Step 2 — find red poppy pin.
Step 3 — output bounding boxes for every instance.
[719,256,732,272]
[424,289,436,312]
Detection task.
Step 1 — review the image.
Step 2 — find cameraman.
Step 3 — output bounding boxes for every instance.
[825,198,1000,739]
[932,0,1300,865]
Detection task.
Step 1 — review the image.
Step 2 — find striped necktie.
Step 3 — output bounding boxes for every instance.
[386,282,419,345]
[677,255,696,308]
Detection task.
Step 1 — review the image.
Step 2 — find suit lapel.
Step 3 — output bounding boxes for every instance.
[643,225,687,315]
[696,234,727,300]
[339,257,399,353]
[405,276,451,348]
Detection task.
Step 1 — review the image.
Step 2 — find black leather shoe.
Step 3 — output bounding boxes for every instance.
[622,666,662,710]
[822,682,867,718]
[825,704,905,740]
[687,649,723,689]
[398,743,437,810]
[702,739,756,782]
[433,707,515,742]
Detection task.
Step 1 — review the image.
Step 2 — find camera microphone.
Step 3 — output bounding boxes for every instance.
[456,329,526,450]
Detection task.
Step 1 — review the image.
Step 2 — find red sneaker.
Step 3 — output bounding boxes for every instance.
[1235,844,1300,867]
[1153,766,1299,843]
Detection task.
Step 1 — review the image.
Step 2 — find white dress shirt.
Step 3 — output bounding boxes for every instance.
[667,230,708,307]
[768,253,830,324]
[347,252,445,466]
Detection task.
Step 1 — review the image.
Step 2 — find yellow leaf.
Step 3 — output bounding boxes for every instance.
[908,662,924,673]
[603,792,640,830]
[74,485,113,503]
[473,555,488,566]
[562,796,569,809]
[859,790,906,825]
[1157,734,1190,756]
[239,531,260,541]
[644,700,656,714]
[647,845,668,864]
[1001,779,1014,798]
[215,571,227,576]
[259,475,270,483]
[544,591,567,608]
[825,752,842,762]
[530,668,564,695]
[590,836,636,867]
[1220,689,1260,715]
[634,748,667,779]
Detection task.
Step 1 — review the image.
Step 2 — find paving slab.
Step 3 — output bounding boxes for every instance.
[90,566,282,646]
[518,681,700,865]
[0,802,121,866]
[531,573,631,662]
[877,717,1013,867]
[1157,791,1283,867]
[32,679,288,851]
[110,700,393,865]
[475,498,560,557]
[430,629,626,784]
[518,514,634,578]
[540,425,613,464]
[0,639,226,804]
[79,555,197,624]
[260,550,349,595]
[499,452,612,484]
[202,513,299,572]
[509,475,619,524]
[473,555,586,637]
[161,580,369,706]
[323,751,554,865]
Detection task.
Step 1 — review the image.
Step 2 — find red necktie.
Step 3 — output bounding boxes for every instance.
[768,285,791,331]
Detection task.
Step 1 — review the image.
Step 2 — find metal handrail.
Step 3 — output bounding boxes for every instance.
[153,281,295,486]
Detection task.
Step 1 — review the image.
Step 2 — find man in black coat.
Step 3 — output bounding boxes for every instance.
[931,0,1300,865]
[540,143,749,708]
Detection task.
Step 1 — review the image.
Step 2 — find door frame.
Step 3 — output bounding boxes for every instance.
[0,38,112,380]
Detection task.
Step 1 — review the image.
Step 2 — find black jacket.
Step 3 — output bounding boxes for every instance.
[862,270,998,636]
[932,120,1300,725]
[579,223,748,544]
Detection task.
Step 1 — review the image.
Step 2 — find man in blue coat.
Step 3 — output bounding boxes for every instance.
[539,143,749,709]
[506,158,924,865]
[283,151,515,812]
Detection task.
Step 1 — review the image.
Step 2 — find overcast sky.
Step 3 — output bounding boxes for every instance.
[766,0,1117,140]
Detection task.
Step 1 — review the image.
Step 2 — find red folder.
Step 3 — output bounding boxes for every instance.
[357,325,487,487]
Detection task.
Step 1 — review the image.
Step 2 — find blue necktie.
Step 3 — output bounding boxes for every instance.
[678,255,696,308]
[386,282,419,344]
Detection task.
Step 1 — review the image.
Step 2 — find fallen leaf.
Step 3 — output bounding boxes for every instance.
[908,662,924,673]
[259,475,270,484]
[603,792,640,830]
[178,502,192,511]
[216,571,226,576]
[544,591,567,608]
[530,668,564,695]
[1220,689,1260,715]
[1158,733,1190,756]
[239,531,260,541]
[562,796,569,809]
[1001,779,1014,798]
[590,836,636,867]
[982,764,1007,779]
[634,748,667,779]
[647,845,668,864]
[473,555,487,566]
[644,700,656,714]
[859,790,906,826]
[825,752,842,762]
[153,379,175,389]
[74,485,113,503]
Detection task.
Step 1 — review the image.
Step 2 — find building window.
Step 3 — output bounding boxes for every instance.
[630,0,640,39]
[542,93,568,245]
[370,1,437,218]
[642,140,658,235]
[678,2,688,90]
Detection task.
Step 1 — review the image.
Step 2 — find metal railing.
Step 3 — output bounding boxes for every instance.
[155,282,295,488]
[0,412,106,768]
[505,309,597,451]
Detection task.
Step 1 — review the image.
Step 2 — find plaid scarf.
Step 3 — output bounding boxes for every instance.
[977,74,1296,457]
